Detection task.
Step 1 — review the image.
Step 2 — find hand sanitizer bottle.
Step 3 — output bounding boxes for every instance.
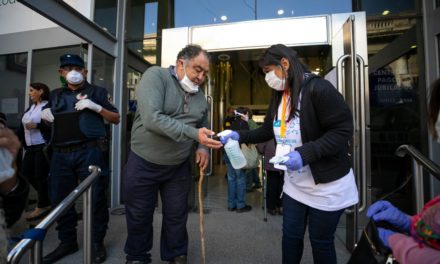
[224,138,247,169]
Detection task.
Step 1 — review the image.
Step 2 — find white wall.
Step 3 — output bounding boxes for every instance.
[0,0,92,35]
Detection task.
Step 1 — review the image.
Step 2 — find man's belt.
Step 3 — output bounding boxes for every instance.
[52,140,99,153]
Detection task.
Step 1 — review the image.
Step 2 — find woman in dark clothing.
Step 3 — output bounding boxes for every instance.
[17,82,52,221]
[219,44,358,264]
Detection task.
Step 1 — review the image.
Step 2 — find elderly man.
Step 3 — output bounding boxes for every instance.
[123,44,222,264]
[41,54,120,264]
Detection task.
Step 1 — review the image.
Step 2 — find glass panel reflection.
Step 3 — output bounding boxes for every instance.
[361,0,415,16]
[127,1,158,64]
[94,0,117,35]
[0,53,27,130]
[369,48,419,211]
[175,0,351,27]
[91,48,115,97]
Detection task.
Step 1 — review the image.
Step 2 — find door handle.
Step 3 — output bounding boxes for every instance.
[205,95,214,176]
[337,54,367,214]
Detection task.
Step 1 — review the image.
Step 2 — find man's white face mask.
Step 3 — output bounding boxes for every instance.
[179,66,199,94]
[66,70,84,85]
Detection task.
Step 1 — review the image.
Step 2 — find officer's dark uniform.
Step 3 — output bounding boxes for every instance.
[46,80,118,246]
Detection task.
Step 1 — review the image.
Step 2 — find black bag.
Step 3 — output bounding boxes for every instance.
[347,220,397,264]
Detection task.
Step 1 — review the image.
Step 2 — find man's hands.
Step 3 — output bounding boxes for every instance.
[75,99,103,113]
[196,149,209,171]
[198,128,222,149]
[41,108,55,122]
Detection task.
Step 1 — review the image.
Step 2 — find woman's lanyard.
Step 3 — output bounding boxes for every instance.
[280,90,289,140]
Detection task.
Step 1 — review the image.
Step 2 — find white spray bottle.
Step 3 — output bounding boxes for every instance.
[218,130,247,169]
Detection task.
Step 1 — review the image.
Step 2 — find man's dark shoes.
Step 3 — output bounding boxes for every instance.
[236,205,252,213]
[227,207,236,211]
[43,242,78,264]
[169,255,187,264]
[92,243,107,263]
[126,261,150,264]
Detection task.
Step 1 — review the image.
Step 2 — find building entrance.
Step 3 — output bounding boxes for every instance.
[162,12,369,250]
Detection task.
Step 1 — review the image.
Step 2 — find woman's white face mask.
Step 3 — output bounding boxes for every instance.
[265,70,285,91]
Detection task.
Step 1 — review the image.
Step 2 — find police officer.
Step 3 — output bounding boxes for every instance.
[41,54,120,264]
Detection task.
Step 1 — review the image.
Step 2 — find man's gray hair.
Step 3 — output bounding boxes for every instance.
[177,44,210,62]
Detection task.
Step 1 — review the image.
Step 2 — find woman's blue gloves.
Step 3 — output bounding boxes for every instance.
[217,130,240,145]
[367,200,411,232]
[377,227,395,248]
[280,151,303,171]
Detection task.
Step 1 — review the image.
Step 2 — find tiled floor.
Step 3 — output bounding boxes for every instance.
[11,165,352,263]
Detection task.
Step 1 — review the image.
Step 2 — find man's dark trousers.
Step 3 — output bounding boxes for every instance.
[49,145,110,244]
[123,151,192,262]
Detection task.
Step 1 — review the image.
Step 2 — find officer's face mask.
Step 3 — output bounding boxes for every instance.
[179,63,199,94]
[265,68,285,91]
[66,70,84,85]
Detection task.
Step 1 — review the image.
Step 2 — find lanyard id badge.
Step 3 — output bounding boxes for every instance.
[274,144,290,171]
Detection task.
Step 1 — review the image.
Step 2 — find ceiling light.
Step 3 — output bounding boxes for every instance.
[277,9,284,15]
[218,54,230,61]
[137,50,142,53]
[382,10,390,16]
[411,45,417,49]
[220,15,228,21]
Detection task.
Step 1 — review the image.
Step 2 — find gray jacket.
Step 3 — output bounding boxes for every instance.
[130,66,209,165]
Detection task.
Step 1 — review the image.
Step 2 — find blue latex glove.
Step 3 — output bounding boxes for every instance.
[367,200,411,232]
[217,130,239,145]
[377,227,396,248]
[280,151,303,171]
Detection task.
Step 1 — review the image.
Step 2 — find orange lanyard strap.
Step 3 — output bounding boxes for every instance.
[280,91,289,139]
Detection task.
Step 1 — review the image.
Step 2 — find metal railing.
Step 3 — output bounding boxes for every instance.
[7,165,101,264]
[395,145,440,212]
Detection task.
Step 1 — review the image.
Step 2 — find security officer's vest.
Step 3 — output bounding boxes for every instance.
[50,83,106,146]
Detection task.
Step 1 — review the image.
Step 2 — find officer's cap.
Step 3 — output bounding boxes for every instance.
[60,54,85,68]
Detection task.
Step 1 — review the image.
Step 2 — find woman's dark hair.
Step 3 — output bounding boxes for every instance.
[427,78,440,139]
[258,44,309,121]
[177,44,210,62]
[30,82,50,101]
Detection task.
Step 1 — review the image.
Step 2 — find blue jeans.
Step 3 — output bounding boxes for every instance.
[225,155,247,209]
[282,194,344,264]
[246,168,261,190]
